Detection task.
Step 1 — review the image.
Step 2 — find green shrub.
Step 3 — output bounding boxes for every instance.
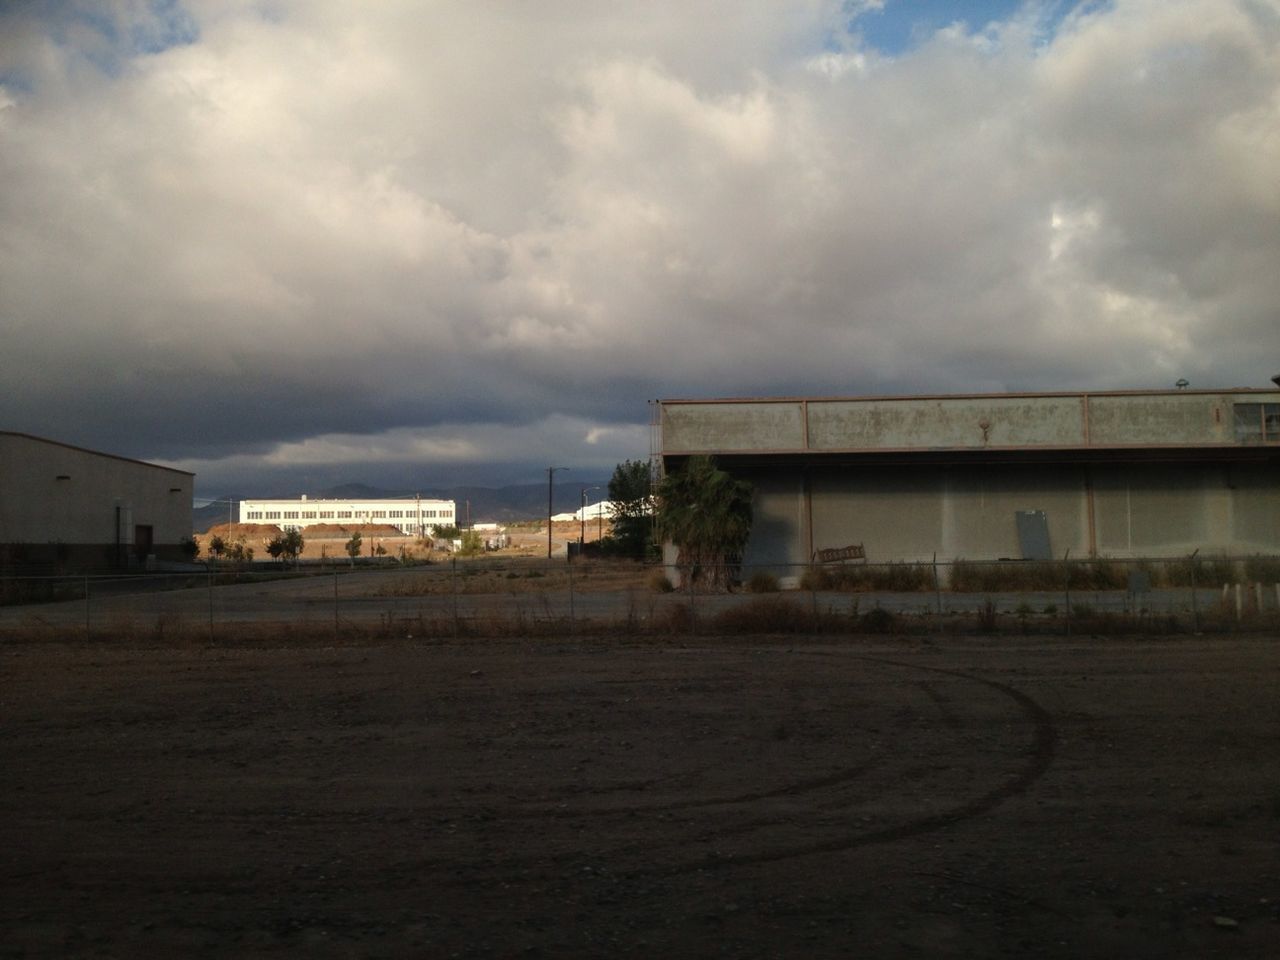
[1244,555,1280,583]
[950,558,1129,592]
[800,566,833,591]
[806,562,932,592]
[746,571,780,593]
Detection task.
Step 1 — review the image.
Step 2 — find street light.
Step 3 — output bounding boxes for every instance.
[547,466,568,558]
[580,486,602,547]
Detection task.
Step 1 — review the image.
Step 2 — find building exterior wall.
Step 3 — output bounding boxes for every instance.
[659,390,1280,571]
[662,390,1280,454]
[239,497,456,537]
[0,432,194,570]
[734,460,1279,571]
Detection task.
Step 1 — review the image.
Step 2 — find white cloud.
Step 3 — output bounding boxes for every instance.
[2,0,1278,490]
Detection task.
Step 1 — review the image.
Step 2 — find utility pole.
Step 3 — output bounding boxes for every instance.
[580,485,601,548]
[547,467,568,559]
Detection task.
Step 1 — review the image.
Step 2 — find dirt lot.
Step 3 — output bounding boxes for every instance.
[198,521,604,564]
[2,635,1277,958]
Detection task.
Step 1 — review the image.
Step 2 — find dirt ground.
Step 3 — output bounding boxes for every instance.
[2,635,1277,958]
[198,520,606,563]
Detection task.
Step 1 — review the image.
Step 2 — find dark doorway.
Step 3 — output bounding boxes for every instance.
[134,524,154,564]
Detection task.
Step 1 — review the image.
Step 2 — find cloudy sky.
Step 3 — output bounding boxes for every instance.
[2,0,1278,496]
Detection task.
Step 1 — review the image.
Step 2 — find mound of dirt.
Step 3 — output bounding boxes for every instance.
[297,523,408,538]
[201,523,282,541]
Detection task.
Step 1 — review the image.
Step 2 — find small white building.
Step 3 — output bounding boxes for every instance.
[575,500,615,522]
[239,496,456,537]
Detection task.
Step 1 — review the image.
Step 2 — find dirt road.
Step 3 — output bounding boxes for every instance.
[2,636,1277,957]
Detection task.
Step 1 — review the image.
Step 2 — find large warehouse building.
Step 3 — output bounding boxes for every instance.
[658,388,1280,572]
[239,496,456,537]
[0,432,194,571]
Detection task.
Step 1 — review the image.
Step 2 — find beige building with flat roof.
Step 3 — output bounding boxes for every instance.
[0,432,194,571]
[658,388,1280,571]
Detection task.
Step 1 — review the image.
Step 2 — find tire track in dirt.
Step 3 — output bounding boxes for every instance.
[521,756,889,819]
[634,654,1058,876]
[367,652,1057,885]
[912,679,963,729]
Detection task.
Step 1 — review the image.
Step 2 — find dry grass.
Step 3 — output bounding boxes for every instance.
[369,559,652,597]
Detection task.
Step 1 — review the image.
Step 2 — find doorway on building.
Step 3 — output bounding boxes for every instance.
[133,524,153,565]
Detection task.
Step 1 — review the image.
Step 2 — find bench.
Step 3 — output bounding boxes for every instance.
[812,544,866,564]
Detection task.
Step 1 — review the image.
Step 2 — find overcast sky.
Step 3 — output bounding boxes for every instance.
[3,0,1278,496]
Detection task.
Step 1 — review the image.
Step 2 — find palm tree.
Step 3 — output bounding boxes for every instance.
[654,456,753,591]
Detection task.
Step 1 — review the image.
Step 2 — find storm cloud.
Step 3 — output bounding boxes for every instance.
[2,1,1278,494]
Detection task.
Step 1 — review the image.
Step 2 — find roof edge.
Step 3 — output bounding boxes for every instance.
[0,431,196,477]
[658,387,1280,404]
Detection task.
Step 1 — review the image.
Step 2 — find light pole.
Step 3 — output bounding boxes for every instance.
[547,467,568,559]
[196,497,237,530]
[580,486,601,546]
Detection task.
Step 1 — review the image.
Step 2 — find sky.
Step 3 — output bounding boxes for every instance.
[2,0,1278,497]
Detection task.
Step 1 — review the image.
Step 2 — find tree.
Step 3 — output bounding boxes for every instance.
[458,529,484,557]
[654,455,753,591]
[265,529,303,566]
[345,532,362,564]
[180,537,199,561]
[282,528,304,565]
[605,459,655,559]
[208,535,226,563]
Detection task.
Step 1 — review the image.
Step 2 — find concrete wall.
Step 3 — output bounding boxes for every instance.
[661,392,1280,570]
[662,390,1280,454]
[734,460,1280,571]
[0,433,193,568]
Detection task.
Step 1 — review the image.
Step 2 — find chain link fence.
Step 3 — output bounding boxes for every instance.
[2,554,1279,642]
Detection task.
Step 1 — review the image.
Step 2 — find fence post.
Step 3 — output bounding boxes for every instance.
[84,575,91,641]
[1063,548,1072,638]
[208,566,214,644]
[451,556,459,639]
[932,553,942,623]
[568,558,575,637]
[1189,549,1200,633]
[687,565,697,638]
[809,564,819,632]
[333,571,339,641]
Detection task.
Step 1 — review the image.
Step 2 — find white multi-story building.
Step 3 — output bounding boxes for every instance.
[239,496,456,537]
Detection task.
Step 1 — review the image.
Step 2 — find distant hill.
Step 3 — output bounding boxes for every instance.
[192,481,609,533]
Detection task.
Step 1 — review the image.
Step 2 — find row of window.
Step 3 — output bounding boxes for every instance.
[244,509,453,521]
[1234,403,1280,443]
